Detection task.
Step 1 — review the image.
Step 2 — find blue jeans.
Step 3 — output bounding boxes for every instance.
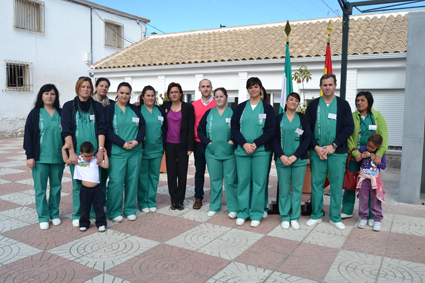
[194,141,206,200]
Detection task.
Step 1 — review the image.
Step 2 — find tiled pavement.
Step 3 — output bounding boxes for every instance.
[0,137,425,282]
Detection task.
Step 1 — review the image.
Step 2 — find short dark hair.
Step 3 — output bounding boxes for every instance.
[34,84,60,109]
[246,77,263,89]
[80,141,94,154]
[284,92,301,112]
[261,86,269,103]
[95,77,110,88]
[214,87,228,97]
[167,82,183,101]
[356,91,374,113]
[320,73,337,85]
[139,85,156,105]
[75,77,94,96]
[115,82,132,104]
[368,133,383,147]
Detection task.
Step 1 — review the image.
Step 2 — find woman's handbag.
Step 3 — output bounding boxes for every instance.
[343,148,359,191]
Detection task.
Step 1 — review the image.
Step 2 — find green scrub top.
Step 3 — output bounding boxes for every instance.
[275,112,307,167]
[141,105,163,159]
[205,107,234,160]
[38,108,63,164]
[314,97,337,147]
[357,113,376,148]
[111,104,143,158]
[235,100,269,157]
[75,111,98,156]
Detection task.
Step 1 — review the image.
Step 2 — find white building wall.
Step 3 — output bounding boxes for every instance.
[0,0,146,137]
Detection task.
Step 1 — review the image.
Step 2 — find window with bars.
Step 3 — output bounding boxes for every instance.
[14,0,45,33]
[105,20,124,48]
[6,62,32,91]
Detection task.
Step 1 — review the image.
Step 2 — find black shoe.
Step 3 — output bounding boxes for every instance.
[170,203,177,210]
[177,203,184,210]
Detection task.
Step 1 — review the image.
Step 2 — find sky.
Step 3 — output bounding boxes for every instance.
[87,0,403,36]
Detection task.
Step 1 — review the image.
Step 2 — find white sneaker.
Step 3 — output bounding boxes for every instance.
[250,220,260,227]
[51,218,61,226]
[236,218,245,226]
[40,222,49,230]
[341,213,353,219]
[368,219,374,227]
[228,212,237,219]
[373,222,381,232]
[263,211,268,219]
[330,221,346,230]
[207,211,217,217]
[306,218,322,227]
[72,219,79,227]
[141,208,150,213]
[127,215,136,221]
[291,220,300,230]
[358,219,367,229]
[98,225,106,232]
[281,221,290,229]
[79,227,87,232]
[149,207,157,212]
[112,216,123,223]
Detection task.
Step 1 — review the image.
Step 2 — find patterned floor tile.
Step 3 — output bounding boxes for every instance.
[156,202,194,217]
[235,214,282,235]
[110,212,174,235]
[303,222,353,249]
[166,223,231,251]
[209,262,273,282]
[394,203,425,218]
[84,274,132,283]
[0,235,42,266]
[0,252,101,283]
[172,250,230,278]
[0,192,34,205]
[378,257,425,282]
[0,179,11,185]
[0,168,25,175]
[198,228,264,260]
[276,243,339,281]
[49,230,159,271]
[0,206,38,224]
[265,271,316,283]
[206,210,238,228]
[342,228,389,256]
[391,215,425,237]
[323,250,382,282]
[385,233,425,264]
[107,244,193,281]
[0,199,21,212]
[267,218,315,242]
[137,217,200,242]
[0,215,30,233]
[180,203,227,223]
[235,236,299,270]
[0,160,27,168]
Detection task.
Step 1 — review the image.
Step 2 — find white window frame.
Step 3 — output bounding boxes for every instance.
[104,20,124,49]
[13,0,45,33]
[5,61,33,92]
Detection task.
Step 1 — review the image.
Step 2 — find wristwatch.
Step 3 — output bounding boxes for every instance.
[98,147,104,150]
[332,143,338,149]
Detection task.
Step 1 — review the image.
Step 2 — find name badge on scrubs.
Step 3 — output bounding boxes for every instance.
[328,113,337,120]
[369,125,377,131]
[295,128,304,135]
[158,116,164,121]
[132,117,140,123]
[90,115,95,121]
[226,118,231,123]
[259,114,267,119]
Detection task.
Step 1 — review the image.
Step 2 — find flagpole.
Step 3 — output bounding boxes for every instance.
[280,20,293,113]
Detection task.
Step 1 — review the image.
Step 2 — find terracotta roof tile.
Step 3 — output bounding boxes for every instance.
[93,11,410,69]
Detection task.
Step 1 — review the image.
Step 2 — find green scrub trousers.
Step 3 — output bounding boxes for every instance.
[138,156,162,210]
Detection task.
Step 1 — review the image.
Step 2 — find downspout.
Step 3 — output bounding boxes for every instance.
[90,7,93,65]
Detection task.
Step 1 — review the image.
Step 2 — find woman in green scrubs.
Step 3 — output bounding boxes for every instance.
[24,84,64,230]
[231,77,276,227]
[137,85,165,213]
[62,77,107,227]
[105,82,145,222]
[197,87,238,218]
[273,92,311,230]
[341,91,388,224]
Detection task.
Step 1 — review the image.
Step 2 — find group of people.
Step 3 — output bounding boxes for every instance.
[24,73,388,233]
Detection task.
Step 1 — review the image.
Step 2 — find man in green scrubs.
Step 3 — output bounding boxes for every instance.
[305,74,354,230]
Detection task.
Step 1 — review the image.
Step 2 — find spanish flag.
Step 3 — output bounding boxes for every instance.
[280,42,293,113]
[320,43,333,97]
